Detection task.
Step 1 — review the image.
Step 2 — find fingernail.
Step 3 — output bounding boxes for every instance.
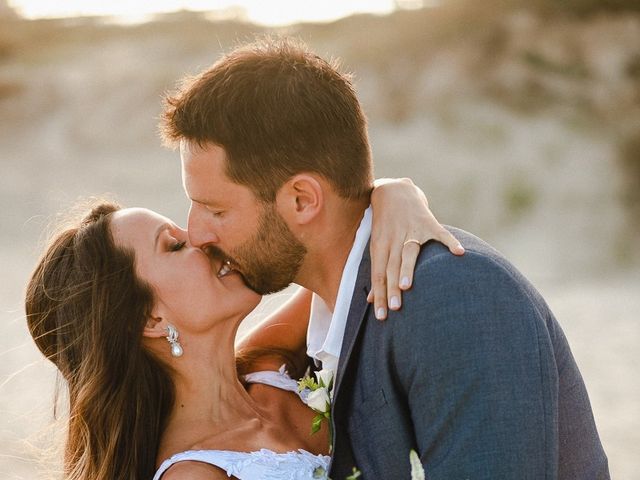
[400,276,411,289]
[456,244,465,254]
[390,296,400,310]
[376,307,386,320]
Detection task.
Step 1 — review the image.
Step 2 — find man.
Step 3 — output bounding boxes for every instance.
[161,38,609,479]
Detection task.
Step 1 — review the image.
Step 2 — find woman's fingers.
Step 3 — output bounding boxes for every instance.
[385,248,403,313]
[399,240,422,290]
[372,270,388,320]
[368,236,390,320]
[396,231,463,292]
[437,228,465,255]
[421,200,464,256]
[368,238,406,320]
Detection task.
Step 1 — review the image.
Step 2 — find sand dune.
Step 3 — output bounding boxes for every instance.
[1,5,639,478]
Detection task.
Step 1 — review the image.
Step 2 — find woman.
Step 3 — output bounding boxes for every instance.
[25,182,462,480]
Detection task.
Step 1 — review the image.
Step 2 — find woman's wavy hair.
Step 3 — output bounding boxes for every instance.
[25,201,175,480]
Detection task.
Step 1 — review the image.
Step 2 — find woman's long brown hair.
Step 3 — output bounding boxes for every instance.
[25,202,175,479]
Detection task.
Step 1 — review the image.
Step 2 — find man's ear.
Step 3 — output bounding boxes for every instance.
[276,174,324,226]
[143,315,169,339]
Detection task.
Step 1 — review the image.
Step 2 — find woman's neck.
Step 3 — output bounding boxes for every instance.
[167,321,264,432]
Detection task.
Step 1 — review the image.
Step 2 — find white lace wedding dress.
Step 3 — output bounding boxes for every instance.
[152,367,330,480]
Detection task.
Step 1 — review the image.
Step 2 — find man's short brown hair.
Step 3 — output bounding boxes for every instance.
[161,37,373,202]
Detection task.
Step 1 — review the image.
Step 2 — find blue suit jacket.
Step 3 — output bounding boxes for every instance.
[329,227,609,479]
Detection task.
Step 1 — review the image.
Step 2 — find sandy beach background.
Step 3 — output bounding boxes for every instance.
[1,1,639,478]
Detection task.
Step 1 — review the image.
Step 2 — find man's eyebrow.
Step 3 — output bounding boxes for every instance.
[192,197,219,207]
[154,223,171,248]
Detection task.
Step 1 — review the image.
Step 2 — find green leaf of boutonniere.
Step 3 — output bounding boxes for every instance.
[311,414,324,434]
[345,467,362,480]
[298,375,319,392]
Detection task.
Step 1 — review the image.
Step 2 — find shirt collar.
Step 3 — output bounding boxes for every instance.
[306,206,372,372]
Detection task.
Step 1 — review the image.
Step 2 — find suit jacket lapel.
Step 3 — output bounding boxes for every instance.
[333,243,372,402]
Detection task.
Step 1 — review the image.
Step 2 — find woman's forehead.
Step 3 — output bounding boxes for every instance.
[110,208,169,248]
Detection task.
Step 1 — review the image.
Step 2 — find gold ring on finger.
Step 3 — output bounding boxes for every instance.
[403,239,422,248]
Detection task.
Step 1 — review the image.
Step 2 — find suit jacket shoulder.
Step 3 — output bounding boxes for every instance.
[329,226,609,480]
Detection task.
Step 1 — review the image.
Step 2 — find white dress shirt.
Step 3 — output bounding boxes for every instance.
[306,206,372,374]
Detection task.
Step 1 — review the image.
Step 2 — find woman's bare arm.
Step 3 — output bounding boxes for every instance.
[235,287,312,373]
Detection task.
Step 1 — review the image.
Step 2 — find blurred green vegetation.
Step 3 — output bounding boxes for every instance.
[521,51,589,79]
[503,176,537,221]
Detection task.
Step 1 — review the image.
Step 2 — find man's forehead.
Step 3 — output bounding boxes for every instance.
[179,142,253,204]
[180,140,229,170]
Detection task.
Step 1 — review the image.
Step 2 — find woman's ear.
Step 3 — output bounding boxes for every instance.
[143,316,168,339]
[276,174,324,226]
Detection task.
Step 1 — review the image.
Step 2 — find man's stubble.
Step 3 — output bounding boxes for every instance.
[214,203,307,295]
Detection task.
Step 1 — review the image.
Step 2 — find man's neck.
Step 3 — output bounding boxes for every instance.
[295,199,368,311]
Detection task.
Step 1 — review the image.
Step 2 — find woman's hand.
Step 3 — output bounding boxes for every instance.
[369,178,464,320]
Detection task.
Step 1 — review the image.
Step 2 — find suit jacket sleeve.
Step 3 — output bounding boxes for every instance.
[390,247,559,479]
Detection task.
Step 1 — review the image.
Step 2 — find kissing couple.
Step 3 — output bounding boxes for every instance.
[26,38,609,479]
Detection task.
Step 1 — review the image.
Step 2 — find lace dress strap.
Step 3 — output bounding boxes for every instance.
[243,364,301,394]
[243,364,312,406]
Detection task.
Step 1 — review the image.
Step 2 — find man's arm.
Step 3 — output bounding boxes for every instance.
[391,247,559,479]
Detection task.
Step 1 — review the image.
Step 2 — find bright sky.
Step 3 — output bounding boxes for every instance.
[7,0,417,26]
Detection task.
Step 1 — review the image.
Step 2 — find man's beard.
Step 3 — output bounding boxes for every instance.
[212,203,307,295]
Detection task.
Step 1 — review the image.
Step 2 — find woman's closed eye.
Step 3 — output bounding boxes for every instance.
[169,240,186,252]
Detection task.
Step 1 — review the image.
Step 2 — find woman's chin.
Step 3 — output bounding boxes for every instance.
[242,288,263,315]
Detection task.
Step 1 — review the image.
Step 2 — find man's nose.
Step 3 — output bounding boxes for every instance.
[187,204,219,249]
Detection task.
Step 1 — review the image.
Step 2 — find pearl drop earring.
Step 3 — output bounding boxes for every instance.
[165,324,183,357]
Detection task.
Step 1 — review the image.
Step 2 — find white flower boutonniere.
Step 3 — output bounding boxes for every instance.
[344,450,424,480]
[410,449,426,480]
[298,368,334,444]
